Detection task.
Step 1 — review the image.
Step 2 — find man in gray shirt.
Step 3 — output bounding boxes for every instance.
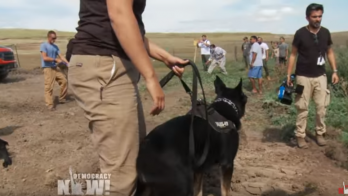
[278,37,288,67]
[241,37,251,70]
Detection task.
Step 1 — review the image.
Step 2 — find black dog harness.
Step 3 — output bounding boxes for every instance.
[186,98,237,133]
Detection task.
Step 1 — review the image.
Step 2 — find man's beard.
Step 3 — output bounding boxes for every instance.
[310,21,321,28]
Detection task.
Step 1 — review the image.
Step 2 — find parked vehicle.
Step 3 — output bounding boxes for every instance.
[0,45,18,81]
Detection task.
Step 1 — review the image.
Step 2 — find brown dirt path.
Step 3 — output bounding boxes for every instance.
[0,72,347,196]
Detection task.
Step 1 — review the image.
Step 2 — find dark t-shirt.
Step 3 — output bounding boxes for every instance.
[72,0,146,60]
[241,42,251,56]
[292,26,333,77]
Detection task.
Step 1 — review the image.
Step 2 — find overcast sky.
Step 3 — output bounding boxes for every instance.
[0,0,347,34]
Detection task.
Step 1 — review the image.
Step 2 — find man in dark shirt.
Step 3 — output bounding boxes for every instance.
[241,37,251,70]
[68,0,188,195]
[287,3,339,149]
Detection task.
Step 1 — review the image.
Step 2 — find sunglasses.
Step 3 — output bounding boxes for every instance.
[313,34,319,45]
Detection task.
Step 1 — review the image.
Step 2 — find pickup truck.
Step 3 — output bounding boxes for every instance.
[0,45,18,81]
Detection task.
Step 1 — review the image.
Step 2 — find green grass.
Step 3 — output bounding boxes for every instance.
[262,47,348,145]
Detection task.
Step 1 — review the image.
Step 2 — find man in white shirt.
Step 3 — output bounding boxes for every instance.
[205,44,228,75]
[248,36,264,94]
[197,34,211,71]
[258,37,271,80]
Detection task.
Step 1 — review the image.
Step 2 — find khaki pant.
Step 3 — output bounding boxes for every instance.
[294,74,331,138]
[43,67,68,108]
[208,58,227,74]
[68,55,146,196]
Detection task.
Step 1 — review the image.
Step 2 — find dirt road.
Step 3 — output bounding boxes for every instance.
[0,72,347,196]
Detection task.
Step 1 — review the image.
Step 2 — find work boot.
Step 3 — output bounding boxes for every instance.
[297,137,308,149]
[316,134,326,146]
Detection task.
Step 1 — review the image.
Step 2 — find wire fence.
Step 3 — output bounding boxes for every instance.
[2,39,347,69]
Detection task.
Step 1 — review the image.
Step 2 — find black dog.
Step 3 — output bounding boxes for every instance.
[135,75,248,196]
[0,138,12,168]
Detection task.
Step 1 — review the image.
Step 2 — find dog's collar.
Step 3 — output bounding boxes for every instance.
[213,97,239,114]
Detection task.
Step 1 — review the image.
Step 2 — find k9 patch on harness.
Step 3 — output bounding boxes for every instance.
[186,101,235,133]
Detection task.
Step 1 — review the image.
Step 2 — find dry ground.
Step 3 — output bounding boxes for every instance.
[1,30,348,196]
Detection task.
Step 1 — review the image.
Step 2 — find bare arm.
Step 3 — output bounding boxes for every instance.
[327,47,337,71]
[106,0,156,81]
[287,45,298,75]
[58,54,69,64]
[250,52,256,65]
[144,37,172,65]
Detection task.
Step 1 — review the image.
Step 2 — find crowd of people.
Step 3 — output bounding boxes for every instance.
[38,2,340,195]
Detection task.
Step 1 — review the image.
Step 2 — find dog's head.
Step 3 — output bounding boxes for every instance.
[213,75,248,118]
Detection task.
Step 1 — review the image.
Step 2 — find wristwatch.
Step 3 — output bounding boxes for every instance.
[334,70,338,73]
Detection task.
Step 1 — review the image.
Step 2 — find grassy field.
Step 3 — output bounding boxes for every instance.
[1,28,348,147]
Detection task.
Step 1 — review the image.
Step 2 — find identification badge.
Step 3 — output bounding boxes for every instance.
[317,55,325,66]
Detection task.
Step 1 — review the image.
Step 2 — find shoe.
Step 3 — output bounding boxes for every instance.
[316,134,326,146]
[297,137,308,149]
[59,99,67,104]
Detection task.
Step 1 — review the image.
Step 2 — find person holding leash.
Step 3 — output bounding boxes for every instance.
[40,30,68,111]
[68,0,188,195]
[287,3,339,148]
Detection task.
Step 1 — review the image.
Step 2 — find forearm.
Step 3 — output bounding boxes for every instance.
[59,54,68,63]
[108,5,156,80]
[144,37,171,63]
[287,54,296,75]
[43,56,56,62]
[251,54,256,64]
[327,50,337,71]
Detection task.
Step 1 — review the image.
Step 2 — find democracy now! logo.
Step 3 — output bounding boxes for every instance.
[57,167,111,195]
[338,182,348,194]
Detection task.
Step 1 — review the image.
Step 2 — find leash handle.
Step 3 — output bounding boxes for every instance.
[159,59,190,88]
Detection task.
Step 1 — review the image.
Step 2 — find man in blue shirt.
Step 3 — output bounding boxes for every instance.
[40,30,68,111]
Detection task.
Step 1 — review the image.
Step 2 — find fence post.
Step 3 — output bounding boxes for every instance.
[234,45,238,62]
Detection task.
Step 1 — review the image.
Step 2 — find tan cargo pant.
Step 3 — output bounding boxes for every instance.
[294,74,331,138]
[68,55,146,196]
[43,67,68,109]
[207,58,227,74]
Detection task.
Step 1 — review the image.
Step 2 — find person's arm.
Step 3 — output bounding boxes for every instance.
[326,32,337,72]
[250,45,256,66]
[144,37,174,66]
[287,31,301,85]
[106,0,157,81]
[285,44,289,59]
[221,48,226,56]
[58,53,69,64]
[205,40,210,47]
[197,40,203,48]
[265,44,269,61]
[287,46,297,76]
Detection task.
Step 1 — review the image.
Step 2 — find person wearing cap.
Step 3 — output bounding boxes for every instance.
[205,44,228,75]
[241,37,251,70]
[197,34,211,71]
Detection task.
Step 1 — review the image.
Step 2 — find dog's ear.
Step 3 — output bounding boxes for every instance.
[214,75,226,94]
[235,78,243,92]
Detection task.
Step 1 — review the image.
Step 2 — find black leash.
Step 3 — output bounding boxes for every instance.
[159,60,210,169]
